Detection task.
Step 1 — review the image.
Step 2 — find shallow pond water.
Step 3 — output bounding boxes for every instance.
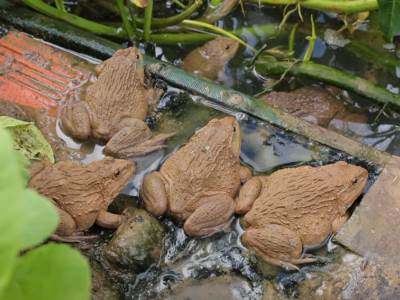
[1,1,399,299]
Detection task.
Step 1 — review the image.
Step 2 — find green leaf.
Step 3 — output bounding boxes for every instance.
[378,0,400,41]
[0,116,55,163]
[0,129,24,298]
[20,189,59,250]
[2,243,91,300]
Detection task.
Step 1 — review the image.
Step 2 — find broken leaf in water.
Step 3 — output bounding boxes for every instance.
[130,0,148,8]
[0,116,54,163]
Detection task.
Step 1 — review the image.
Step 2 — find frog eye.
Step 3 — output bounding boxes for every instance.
[114,169,121,177]
[225,45,230,50]
[352,177,358,184]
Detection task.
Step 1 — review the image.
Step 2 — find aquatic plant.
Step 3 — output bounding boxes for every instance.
[0,128,90,300]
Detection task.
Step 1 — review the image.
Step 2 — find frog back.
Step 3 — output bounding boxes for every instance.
[161,130,241,217]
[29,161,106,231]
[86,56,148,123]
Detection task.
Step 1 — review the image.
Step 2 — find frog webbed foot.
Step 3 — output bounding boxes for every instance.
[183,194,236,237]
[141,171,168,216]
[241,224,317,271]
[104,118,175,157]
[60,100,92,140]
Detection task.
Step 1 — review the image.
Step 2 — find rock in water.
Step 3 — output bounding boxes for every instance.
[104,207,164,271]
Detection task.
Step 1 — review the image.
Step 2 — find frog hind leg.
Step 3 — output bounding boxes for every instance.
[104,118,175,157]
[183,194,236,237]
[51,207,96,243]
[235,177,262,215]
[241,224,317,271]
[141,171,168,216]
[60,100,92,140]
[96,210,122,229]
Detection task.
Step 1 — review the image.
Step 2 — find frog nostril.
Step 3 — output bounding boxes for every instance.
[352,178,358,184]
[114,169,121,177]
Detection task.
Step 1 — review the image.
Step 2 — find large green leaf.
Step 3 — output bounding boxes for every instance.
[0,129,23,298]
[20,189,59,250]
[0,116,55,163]
[378,0,400,41]
[2,243,91,300]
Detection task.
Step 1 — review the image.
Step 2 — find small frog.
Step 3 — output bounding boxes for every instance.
[182,37,239,80]
[29,157,135,241]
[60,47,174,158]
[237,161,368,270]
[140,117,252,237]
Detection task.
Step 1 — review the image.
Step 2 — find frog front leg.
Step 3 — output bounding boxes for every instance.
[104,118,175,157]
[141,171,169,216]
[241,224,318,270]
[60,100,92,140]
[96,210,122,229]
[183,194,236,237]
[235,177,262,214]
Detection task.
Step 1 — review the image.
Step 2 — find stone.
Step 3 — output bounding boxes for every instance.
[336,156,400,264]
[103,207,164,272]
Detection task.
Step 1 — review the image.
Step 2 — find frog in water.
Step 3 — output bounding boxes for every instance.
[260,86,367,128]
[60,47,174,158]
[29,157,134,241]
[182,37,239,80]
[140,117,252,237]
[236,161,368,270]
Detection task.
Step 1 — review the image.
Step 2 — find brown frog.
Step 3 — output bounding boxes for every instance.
[29,157,135,241]
[260,86,367,128]
[140,117,252,237]
[182,37,239,80]
[60,47,174,158]
[237,161,368,270]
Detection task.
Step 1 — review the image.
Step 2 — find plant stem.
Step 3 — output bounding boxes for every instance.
[245,0,378,13]
[54,0,66,12]
[116,0,135,40]
[151,23,280,44]
[255,55,400,107]
[303,14,316,62]
[200,0,240,23]
[182,19,255,50]
[143,0,153,41]
[173,0,187,8]
[136,0,203,28]
[20,0,125,38]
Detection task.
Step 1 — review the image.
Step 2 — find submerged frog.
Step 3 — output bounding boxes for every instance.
[29,157,134,241]
[182,37,239,80]
[140,117,252,237]
[237,161,368,270]
[60,47,174,158]
[261,86,367,127]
